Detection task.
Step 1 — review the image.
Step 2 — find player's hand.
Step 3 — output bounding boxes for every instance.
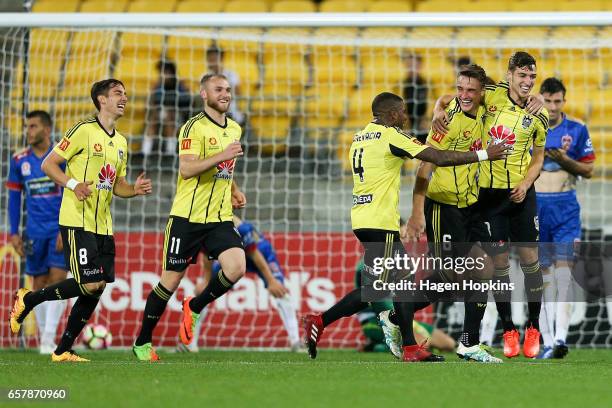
[406,215,425,243]
[220,141,243,162]
[431,109,450,135]
[526,94,544,115]
[9,234,24,257]
[134,172,153,195]
[74,181,93,201]
[55,232,63,252]
[547,148,568,163]
[232,189,247,209]
[485,143,512,161]
[267,279,289,298]
[510,182,529,203]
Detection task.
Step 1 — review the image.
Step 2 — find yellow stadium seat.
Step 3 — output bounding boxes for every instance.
[217,28,262,54]
[29,29,69,56]
[367,1,412,12]
[32,0,80,12]
[249,116,291,154]
[501,27,549,42]
[115,56,159,93]
[12,58,62,100]
[421,54,455,87]
[262,28,311,53]
[416,0,468,12]
[249,92,299,116]
[588,88,612,127]
[468,0,511,12]
[558,0,607,11]
[508,0,559,11]
[263,52,309,88]
[224,0,268,12]
[70,31,117,53]
[589,130,612,152]
[360,27,408,56]
[176,0,226,13]
[302,86,349,127]
[312,54,358,86]
[319,0,368,12]
[361,54,404,88]
[455,27,501,42]
[62,55,112,90]
[222,52,260,92]
[271,0,317,12]
[127,0,177,12]
[119,32,165,58]
[347,87,382,117]
[80,0,128,12]
[166,30,213,85]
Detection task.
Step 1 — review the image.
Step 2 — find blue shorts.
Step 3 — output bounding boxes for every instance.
[537,191,581,268]
[212,259,285,287]
[25,235,66,276]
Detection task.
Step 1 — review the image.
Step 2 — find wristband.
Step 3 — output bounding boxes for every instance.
[476,150,488,162]
[66,178,79,191]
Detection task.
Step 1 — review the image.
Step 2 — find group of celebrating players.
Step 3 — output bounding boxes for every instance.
[8,49,593,363]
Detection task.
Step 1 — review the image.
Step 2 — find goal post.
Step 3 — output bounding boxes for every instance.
[1,12,611,349]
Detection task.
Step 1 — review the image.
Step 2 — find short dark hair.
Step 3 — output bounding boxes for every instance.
[508,51,536,72]
[90,78,125,111]
[540,77,566,97]
[157,60,177,76]
[484,76,496,86]
[372,92,403,116]
[26,110,52,127]
[200,73,229,87]
[456,56,472,68]
[458,64,487,88]
[206,44,224,57]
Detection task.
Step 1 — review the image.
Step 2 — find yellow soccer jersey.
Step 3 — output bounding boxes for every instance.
[350,122,427,231]
[54,117,128,235]
[480,81,549,189]
[426,99,484,208]
[170,111,242,224]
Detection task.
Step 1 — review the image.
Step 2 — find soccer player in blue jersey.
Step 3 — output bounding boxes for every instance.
[7,111,68,354]
[180,215,301,352]
[536,78,595,359]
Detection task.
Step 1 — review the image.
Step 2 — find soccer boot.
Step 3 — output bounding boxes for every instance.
[502,329,520,358]
[132,342,160,362]
[523,325,541,358]
[378,310,402,359]
[536,346,553,359]
[51,350,90,362]
[9,288,31,334]
[302,314,324,359]
[402,343,445,362]
[552,340,569,359]
[456,342,503,363]
[179,296,200,346]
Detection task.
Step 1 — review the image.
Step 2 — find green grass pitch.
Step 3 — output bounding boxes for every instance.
[1,349,610,408]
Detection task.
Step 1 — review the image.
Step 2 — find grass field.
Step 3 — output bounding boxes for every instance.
[1,348,610,408]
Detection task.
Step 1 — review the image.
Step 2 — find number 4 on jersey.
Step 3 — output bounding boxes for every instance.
[352,148,365,182]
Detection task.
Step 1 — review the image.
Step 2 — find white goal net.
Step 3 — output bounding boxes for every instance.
[1,15,611,349]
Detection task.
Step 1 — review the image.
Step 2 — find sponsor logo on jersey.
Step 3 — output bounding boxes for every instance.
[97,163,116,191]
[109,140,114,147]
[215,159,235,180]
[470,139,482,151]
[58,138,70,151]
[463,130,472,139]
[353,194,373,205]
[522,115,533,129]
[561,134,573,150]
[209,137,218,145]
[488,125,516,146]
[431,132,445,143]
[20,162,31,176]
[26,177,60,197]
[94,143,103,152]
[488,105,497,113]
[181,139,192,150]
[118,149,124,161]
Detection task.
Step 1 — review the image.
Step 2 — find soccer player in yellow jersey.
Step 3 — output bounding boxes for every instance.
[303,92,509,362]
[133,74,247,361]
[433,52,549,359]
[10,79,153,362]
[406,65,502,363]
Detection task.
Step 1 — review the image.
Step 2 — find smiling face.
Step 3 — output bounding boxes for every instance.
[456,75,484,116]
[99,84,127,118]
[201,76,231,114]
[508,65,537,102]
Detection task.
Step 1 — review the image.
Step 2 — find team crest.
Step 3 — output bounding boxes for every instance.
[561,135,573,150]
[118,149,124,161]
[21,162,31,176]
[209,137,218,145]
[522,115,533,129]
[96,163,116,191]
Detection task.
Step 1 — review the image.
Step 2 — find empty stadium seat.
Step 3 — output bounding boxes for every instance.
[70,31,117,54]
[176,0,226,13]
[224,0,268,12]
[217,28,262,54]
[319,0,368,12]
[558,0,608,11]
[468,0,511,12]
[249,116,292,154]
[115,56,159,92]
[508,0,559,11]
[360,53,404,88]
[367,1,412,12]
[271,0,317,12]
[312,53,358,86]
[127,0,177,12]
[80,0,128,12]
[416,0,468,12]
[262,52,309,89]
[119,32,165,58]
[32,0,81,12]
[29,29,69,56]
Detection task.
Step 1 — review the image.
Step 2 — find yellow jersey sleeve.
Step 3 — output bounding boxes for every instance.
[178,121,202,156]
[54,129,87,161]
[427,98,461,149]
[533,110,549,148]
[388,128,428,158]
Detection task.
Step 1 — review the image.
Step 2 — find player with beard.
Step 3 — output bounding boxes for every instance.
[133,74,247,361]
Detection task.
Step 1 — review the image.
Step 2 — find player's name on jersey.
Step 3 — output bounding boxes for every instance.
[353,194,373,205]
[373,279,516,293]
[353,131,382,142]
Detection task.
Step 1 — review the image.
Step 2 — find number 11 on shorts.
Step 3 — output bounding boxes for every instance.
[170,237,181,255]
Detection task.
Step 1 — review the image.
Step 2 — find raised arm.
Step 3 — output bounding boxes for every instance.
[414,142,509,167]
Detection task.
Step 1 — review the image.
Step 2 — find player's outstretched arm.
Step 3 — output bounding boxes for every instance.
[179,141,243,179]
[407,160,434,242]
[42,151,92,201]
[431,94,454,134]
[415,143,509,167]
[510,146,545,203]
[248,248,288,298]
[113,173,153,198]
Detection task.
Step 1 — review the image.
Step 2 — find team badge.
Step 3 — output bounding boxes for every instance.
[21,162,31,176]
[118,149,124,161]
[522,115,533,129]
[94,143,103,152]
[463,130,471,139]
[561,135,573,150]
[209,137,217,145]
[96,163,116,191]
